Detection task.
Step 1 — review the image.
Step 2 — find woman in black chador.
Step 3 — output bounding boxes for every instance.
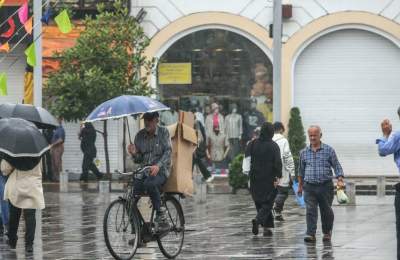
[246,122,282,236]
[79,122,103,182]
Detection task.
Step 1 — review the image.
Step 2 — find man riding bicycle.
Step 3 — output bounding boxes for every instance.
[127,112,172,230]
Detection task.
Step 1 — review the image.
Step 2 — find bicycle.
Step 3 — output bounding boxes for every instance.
[103,166,185,260]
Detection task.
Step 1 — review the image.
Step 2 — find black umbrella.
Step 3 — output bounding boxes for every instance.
[0,103,58,129]
[0,118,50,157]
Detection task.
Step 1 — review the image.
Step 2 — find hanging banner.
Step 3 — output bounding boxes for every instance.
[158,63,192,85]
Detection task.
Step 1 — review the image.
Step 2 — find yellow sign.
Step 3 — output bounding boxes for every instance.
[158,63,192,84]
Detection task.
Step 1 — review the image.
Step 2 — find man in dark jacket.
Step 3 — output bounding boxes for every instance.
[247,122,282,236]
[79,122,103,182]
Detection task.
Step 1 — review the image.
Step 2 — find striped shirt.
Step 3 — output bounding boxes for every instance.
[225,113,243,139]
[299,143,344,184]
[133,126,172,177]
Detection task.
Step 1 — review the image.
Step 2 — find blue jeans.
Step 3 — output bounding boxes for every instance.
[304,181,334,236]
[0,175,9,226]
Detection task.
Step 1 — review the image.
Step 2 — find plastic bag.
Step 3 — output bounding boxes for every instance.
[242,156,251,175]
[291,181,305,208]
[337,189,349,204]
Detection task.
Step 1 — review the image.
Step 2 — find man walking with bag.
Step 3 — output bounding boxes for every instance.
[297,125,345,242]
[376,107,400,260]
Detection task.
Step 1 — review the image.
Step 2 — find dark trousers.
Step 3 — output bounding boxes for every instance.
[193,155,211,180]
[274,186,290,214]
[304,181,334,236]
[81,153,101,180]
[133,174,167,211]
[8,203,36,246]
[254,188,278,228]
[395,183,400,260]
[42,150,53,181]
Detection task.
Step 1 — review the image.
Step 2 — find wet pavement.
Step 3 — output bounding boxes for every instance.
[0,184,396,260]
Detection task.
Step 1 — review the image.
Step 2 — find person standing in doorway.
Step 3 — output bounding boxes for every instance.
[79,122,103,182]
[247,122,282,236]
[272,122,295,221]
[50,117,65,182]
[297,125,345,243]
[376,107,400,260]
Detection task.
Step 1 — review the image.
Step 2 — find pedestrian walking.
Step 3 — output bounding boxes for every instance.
[376,106,400,260]
[79,122,103,182]
[193,120,211,180]
[1,156,45,253]
[247,122,282,236]
[0,158,9,235]
[50,117,65,182]
[272,122,295,221]
[297,125,345,243]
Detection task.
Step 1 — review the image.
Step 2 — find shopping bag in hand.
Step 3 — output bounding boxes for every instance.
[336,187,349,204]
[292,180,305,208]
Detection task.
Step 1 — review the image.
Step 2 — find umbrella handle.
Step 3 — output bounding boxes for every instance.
[125,118,132,144]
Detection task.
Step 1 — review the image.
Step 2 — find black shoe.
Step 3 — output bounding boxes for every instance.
[304,235,316,243]
[263,229,273,237]
[275,214,284,221]
[25,244,33,253]
[7,239,16,249]
[129,239,146,248]
[252,219,259,235]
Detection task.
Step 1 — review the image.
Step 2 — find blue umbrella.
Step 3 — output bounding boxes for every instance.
[85,95,169,122]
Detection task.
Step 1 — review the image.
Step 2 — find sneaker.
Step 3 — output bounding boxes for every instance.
[206,175,215,183]
[25,244,33,253]
[251,219,259,235]
[322,232,332,242]
[263,229,273,237]
[304,235,316,243]
[155,208,170,232]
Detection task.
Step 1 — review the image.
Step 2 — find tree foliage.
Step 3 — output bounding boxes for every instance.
[45,0,154,120]
[287,107,307,177]
[228,154,249,193]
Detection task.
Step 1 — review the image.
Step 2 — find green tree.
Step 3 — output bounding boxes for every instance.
[287,107,306,177]
[45,0,155,175]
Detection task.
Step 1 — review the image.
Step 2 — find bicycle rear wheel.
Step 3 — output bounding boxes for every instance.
[103,199,140,260]
[157,195,185,259]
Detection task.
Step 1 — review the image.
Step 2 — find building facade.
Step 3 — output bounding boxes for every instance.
[2,1,400,175]
[133,0,400,176]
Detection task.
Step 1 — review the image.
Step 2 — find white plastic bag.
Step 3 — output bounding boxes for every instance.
[337,189,349,204]
[242,156,251,175]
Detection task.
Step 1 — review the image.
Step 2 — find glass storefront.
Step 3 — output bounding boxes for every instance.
[157,29,273,176]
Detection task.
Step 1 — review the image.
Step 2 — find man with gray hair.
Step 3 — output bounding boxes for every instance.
[297,125,345,243]
[376,106,400,260]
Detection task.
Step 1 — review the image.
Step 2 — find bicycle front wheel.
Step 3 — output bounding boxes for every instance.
[103,199,140,260]
[157,195,185,259]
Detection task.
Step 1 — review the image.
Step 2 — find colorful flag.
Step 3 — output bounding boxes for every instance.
[55,10,72,34]
[23,66,33,104]
[0,0,5,7]
[0,42,9,52]
[1,18,16,38]
[0,73,7,96]
[18,1,29,24]
[25,43,36,67]
[24,16,33,34]
[41,8,53,25]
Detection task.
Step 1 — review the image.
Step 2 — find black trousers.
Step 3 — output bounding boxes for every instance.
[254,188,278,228]
[8,203,36,246]
[42,150,53,181]
[395,183,400,260]
[192,155,211,180]
[81,153,101,180]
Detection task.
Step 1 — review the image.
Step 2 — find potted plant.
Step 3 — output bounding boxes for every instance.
[228,154,249,194]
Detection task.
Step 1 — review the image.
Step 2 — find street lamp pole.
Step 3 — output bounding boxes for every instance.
[272,0,282,122]
[33,0,43,107]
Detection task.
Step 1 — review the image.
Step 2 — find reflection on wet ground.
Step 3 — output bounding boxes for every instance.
[0,183,396,259]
